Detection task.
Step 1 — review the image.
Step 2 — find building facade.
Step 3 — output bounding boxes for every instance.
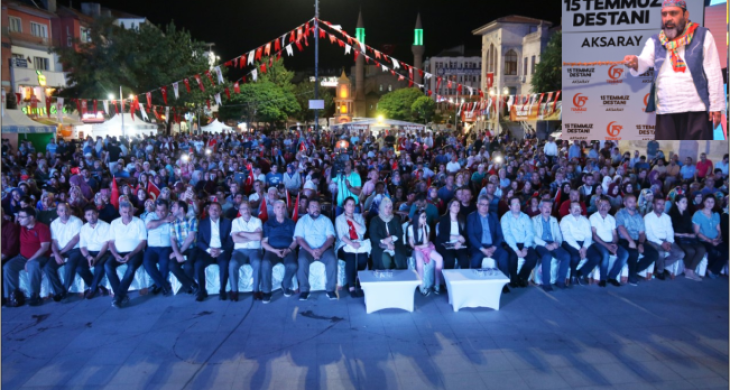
[423,45,481,124]
[2,0,149,117]
[472,15,555,135]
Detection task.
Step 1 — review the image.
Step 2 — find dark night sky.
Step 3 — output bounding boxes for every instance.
[87,0,561,74]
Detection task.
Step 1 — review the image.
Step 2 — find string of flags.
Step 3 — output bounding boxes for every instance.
[316,18,561,117]
[41,18,318,122]
[31,16,562,124]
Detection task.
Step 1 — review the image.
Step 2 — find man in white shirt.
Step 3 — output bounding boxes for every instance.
[45,203,83,302]
[294,199,337,301]
[644,198,685,280]
[78,205,111,300]
[446,154,461,174]
[229,202,263,302]
[543,137,558,164]
[623,0,725,140]
[560,202,600,286]
[588,198,629,287]
[142,199,175,297]
[105,201,148,308]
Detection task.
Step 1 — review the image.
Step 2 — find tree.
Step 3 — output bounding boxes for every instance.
[218,80,299,127]
[292,80,334,123]
[377,87,427,121]
[411,96,436,123]
[531,30,561,94]
[53,18,224,111]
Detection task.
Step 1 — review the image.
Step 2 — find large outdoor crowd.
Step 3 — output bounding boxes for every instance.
[1,129,728,308]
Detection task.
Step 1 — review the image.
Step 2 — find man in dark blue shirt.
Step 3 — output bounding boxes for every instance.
[262,200,298,297]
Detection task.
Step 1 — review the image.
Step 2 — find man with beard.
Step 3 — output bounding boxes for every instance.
[623,0,725,140]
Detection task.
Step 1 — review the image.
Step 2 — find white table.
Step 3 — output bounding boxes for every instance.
[358,270,422,314]
[442,269,510,312]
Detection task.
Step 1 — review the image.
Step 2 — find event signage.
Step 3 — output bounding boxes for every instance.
[562,0,704,140]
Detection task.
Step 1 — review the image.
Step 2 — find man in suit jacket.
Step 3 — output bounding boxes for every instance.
[194,202,233,301]
[467,195,511,293]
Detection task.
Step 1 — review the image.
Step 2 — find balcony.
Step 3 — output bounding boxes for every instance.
[12,66,68,88]
[4,29,51,49]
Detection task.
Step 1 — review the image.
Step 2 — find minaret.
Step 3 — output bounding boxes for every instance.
[353,9,366,117]
[411,12,425,85]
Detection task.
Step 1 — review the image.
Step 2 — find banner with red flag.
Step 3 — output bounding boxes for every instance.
[147,181,161,201]
[292,193,300,222]
[259,196,268,223]
[111,177,120,209]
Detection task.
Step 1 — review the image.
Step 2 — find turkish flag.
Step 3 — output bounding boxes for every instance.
[259,196,268,223]
[292,193,300,222]
[147,181,161,201]
[111,177,120,209]
[286,189,291,209]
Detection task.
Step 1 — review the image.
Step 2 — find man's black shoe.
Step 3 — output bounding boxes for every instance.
[230,291,239,302]
[655,272,666,281]
[53,292,66,302]
[150,285,161,295]
[326,291,337,300]
[283,288,294,297]
[299,292,309,301]
[28,294,42,306]
[598,280,607,288]
[502,285,510,294]
[518,278,528,288]
[219,290,228,301]
[262,293,272,304]
[541,285,553,292]
[608,279,621,287]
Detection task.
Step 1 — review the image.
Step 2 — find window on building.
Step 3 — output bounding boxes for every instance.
[379,84,383,92]
[34,57,49,71]
[523,58,528,76]
[9,17,21,33]
[80,27,91,43]
[531,55,537,74]
[30,22,48,38]
[388,85,392,92]
[487,44,496,73]
[504,50,517,75]
[66,26,72,47]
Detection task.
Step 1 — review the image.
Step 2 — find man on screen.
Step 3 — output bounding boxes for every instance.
[622,0,725,140]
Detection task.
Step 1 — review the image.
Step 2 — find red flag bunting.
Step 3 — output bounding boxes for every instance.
[194,75,204,92]
[161,86,168,105]
[255,47,262,61]
[184,78,191,93]
[234,82,240,94]
[259,196,268,223]
[224,87,231,100]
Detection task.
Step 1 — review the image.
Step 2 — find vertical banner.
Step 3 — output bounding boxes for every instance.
[562,0,705,140]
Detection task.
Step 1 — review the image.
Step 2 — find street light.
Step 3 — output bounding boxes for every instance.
[107,94,114,100]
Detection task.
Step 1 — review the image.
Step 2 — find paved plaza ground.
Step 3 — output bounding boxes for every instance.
[2,276,728,390]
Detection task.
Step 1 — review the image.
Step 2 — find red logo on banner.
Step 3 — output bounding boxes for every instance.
[571,93,588,112]
[606,121,623,139]
[607,65,624,84]
[643,93,650,111]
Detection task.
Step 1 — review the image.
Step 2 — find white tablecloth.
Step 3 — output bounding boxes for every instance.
[442,269,510,312]
[358,270,421,314]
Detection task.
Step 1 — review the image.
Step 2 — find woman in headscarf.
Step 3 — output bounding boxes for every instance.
[606,181,623,211]
[637,188,654,216]
[601,176,613,195]
[369,197,408,270]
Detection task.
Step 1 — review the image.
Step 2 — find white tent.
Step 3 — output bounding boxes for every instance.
[201,119,234,133]
[1,109,57,151]
[90,113,158,139]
